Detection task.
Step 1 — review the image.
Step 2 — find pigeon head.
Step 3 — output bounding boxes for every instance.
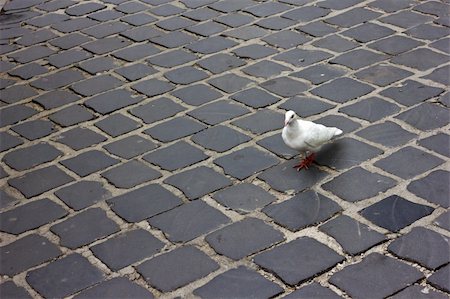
[284,110,297,127]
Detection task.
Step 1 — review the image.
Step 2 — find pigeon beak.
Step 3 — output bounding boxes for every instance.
[284,120,289,127]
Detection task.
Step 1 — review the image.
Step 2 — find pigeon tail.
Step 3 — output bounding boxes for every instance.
[332,128,343,136]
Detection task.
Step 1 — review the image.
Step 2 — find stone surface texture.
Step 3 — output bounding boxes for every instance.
[0,0,448,298]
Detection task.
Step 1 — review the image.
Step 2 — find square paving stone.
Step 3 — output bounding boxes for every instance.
[418,133,450,158]
[0,234,61,276]
[391,285,449,299]
[232,44,278,59]
[244,1,291,17]
[206,218,284,260]
[260,77,309,98]
[3,142,62,171]
[120,26,162,42]
[171,84,222,106]
[232,110,283,135]
[297,20,339,37]
[369,0,417,13]
[316,138,383,170]
[311,78,374,103]
[191,125,251,153]
[132,79,174,97]
[48,49,93,68]
[115,63,157,81]
[95,114,141,137]
[325,7,381,27]
[107,184,182,223]
[49,105,95,127]
[232,88,281,108]
[223,25,269,41]
[391,48,448,71]
[0,282,32,299]
[137,246,219,292]
[82,36,131,54]
[88,9,125,21]
[186,36,237,54]
[112,43,161,61]
[51,208,119,249]
[388,227,450,270]
[66,2,105,16]
[30,69,84,90]
[26,253,104,299]
[369,35,424,55]
[164,66,208,85]
[81,21,131,39]
[339,97,400,122]
[156,16,195,31]
[0,84,38,104]
[149,3,185,16]
[71,75,123,97]
[8,62,48,80]
[148,200,230,242]
[61,150,119,177]
[254,237,344,286]
[396,103,449,131]
[188,100,250,125]
[242,61,292,79]
[257,134,298,159]
[55,181,112,211]
[54,128,107,150]
[430,37,450,53]
[194,266,283,298]
[356,121,417,148]
[423,65,450,86]
[91,229,164,271]
[279,96,335,118]
[283,282,341,299]
[380,10,433,29]
[263,190,341,231]
[380,80,443,107]
[0,198,68,234]
[101,160,161,189]
[74,277,154,299]
[282,6,331,22]
[86,89,144,115]
[320,215,387,256]
[331,49,387,70]
[291,64,347,85]
[329,253,423,298]
[144,116,207,142]
[186,20,228,36]
[428,264,450,293]
[209,0,257,12]
[150,31,197,48]
[414,1,449,17]
[322,167,397,202]
[183,6,220,20]
[129,97,186,124]
[360,195,434,232]
[0,132,22,152]
[164,166,231,200]
[342,22,394,43]
[8,45,56,64]
[8,166,73,199]
[208,73,254,94]
[49,32,93,49]
[116,1,149,13]
[355,64,412,87]
[0,105,38,127]
[78,56,121,75]
[143,141,208,171]
[374,146,443,179]
[406,23,450,41]
[312,35,359,54]
[197,53,245,74]
[148,49,197,68]
[0,190,16,209]
[256,16,296,30]
[262,30,311,49]
[408,170,449,208]
[258,160,329,193]
[214,147,279,180]
[11,119,56,140]
[213,183,276,214]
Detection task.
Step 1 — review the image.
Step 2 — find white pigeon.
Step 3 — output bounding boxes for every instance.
[282,110,343,171]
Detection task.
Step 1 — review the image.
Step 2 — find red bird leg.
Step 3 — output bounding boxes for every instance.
[293,153,317,171]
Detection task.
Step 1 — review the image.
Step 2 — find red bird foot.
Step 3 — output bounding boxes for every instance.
[293,153,316,171]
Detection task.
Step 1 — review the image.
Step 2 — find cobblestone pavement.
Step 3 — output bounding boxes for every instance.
[0,0,449,298]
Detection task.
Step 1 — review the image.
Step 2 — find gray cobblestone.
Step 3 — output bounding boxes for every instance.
[1,0,449,297]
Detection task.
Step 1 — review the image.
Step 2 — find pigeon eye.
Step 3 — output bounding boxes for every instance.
[291,115,294,118]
